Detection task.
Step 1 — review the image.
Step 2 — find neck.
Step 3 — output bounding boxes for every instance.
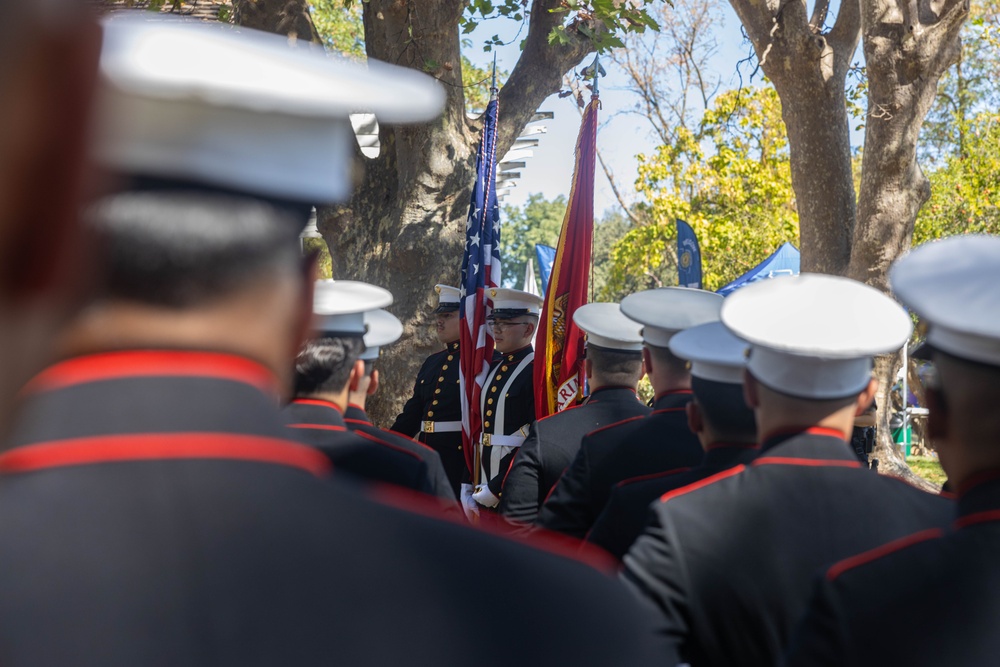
[699,425,757,450]
[651,373,691,397]
[590,381,635,394]
[347,392,367,410]
[755,409,853,444]
[303,390,348,411]
[58,291,299,391]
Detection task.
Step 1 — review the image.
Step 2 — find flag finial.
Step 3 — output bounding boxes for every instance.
[580,54,606,98]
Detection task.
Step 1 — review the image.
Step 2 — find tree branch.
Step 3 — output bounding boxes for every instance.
[810,0,831,31]
[828,0,861,73]
[495,0,595,158]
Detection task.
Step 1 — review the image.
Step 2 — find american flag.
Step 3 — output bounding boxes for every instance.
[459,95,501,477]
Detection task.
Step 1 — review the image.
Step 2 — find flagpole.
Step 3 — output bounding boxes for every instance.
[589,53,600,303]
[491,52,498,97]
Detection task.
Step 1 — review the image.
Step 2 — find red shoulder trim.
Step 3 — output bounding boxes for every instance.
[752,457,861,469]
[615,466,692,489]
[0,433,331,476]
[955,509,1000,529]
[760,426,848,442]
[383,428,436,452]
[25,351,277,395]
[584,414,646,439]
[355,431,422,462]
[288,423,346,432]
[825,528,944,581]
[291,398,344,413]
[652,408,687,415]
[659,464,745,503]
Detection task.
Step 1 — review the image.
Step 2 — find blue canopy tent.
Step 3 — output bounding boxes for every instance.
[716,242,800,297]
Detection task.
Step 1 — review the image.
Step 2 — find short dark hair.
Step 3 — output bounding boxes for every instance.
[646,344,690,376]
[691,376,756,441]
[588,344,643,387]
[293,337,365,396]
[85,190,303,308]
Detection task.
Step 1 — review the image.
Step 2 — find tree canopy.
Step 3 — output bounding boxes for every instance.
[605,84,799,294]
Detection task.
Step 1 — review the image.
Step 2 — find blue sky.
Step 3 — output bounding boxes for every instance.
[467,2,862,217]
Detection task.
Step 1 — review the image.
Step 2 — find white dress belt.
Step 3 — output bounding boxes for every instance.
[421,420,462,434]
[478,433,527,448]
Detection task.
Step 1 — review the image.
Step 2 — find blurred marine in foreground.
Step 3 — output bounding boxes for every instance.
[0,15,664,667]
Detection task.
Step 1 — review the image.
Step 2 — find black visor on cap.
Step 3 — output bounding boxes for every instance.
[489,308,530,320]
[433,304,460,314]
[119,175,314,229]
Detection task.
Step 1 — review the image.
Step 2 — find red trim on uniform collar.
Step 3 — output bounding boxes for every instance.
[0,433,331,476]
[955,509,1000,529]
[659,464,746,504]
[955,468,1000,497]
[760,426,848,444]
[287,423,346,431]
[291,398,344,413]
[825,528,944,581]
[615,466,691,489]
[654,389,693,401]
[705,441,760,451]
[752,457,861,469]
[347,403,368,415]
[24,350,278,395]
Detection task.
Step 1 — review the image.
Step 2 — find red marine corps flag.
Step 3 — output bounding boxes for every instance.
[534,66,600,418]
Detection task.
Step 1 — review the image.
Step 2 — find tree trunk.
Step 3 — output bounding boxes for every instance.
[847,0,969,291]
[232,0,320,42]
[870,353,939,491]
[846,0,967,482]
[729,0,861,274]
[314,0,597,427]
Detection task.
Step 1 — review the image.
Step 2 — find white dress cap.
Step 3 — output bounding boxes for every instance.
[434,285,461,312]
[95,15,445,204]
[722,274,912,399]
[313,280,393,336]
[488,288,544,317]
[620,287,724,347]
[572,303,643,352]
[890,234,1000,366]
[669,321,749,384]
[359,309,404,361]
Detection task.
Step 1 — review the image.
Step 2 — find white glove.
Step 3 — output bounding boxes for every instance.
[460,483,480,520]
[472,484,500,509]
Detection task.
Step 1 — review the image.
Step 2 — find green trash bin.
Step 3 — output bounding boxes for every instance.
[892,425,912,457]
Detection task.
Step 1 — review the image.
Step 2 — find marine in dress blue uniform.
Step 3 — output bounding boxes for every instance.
[284,280,441,496]
[0,19,669,666]
[537,287,723,538]
[586,321,758,559]
[621,274,955,667]
[467,288,542,512]
[499,302,650,527]
[785,235,1000,667]
[344,308,456,502]
[391,285,467,495]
